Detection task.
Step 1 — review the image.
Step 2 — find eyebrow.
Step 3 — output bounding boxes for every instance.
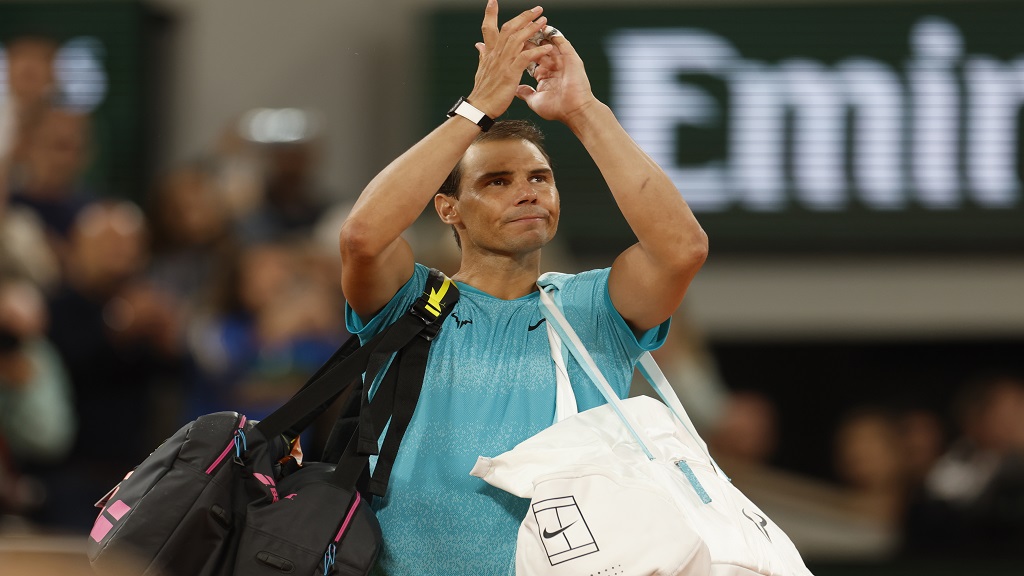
[474,167,553,184]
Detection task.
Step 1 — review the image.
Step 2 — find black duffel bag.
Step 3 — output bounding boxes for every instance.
[88,269,459,576]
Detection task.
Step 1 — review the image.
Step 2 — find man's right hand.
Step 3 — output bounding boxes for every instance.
[466,1,554,119]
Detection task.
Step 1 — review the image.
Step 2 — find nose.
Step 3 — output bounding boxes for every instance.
[514,180,538,205]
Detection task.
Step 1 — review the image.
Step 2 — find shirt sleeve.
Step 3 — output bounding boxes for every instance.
[344,264,429,342]
[558,268,670,354]
[552,268,671,402]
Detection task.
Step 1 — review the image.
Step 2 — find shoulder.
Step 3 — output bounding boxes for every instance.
[345,263,431,337]
[538,268,609,292]
[539,268,612,311]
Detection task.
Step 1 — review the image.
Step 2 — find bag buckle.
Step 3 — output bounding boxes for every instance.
[410,271,456,340]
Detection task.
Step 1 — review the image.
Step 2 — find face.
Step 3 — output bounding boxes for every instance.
[71,203,148,291]
[7,40,56,103]
[161,169,227,246]
[834,414,902,489]
[441,139,559,256]
[27,110,89,192]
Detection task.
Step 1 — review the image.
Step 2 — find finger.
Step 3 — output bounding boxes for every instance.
[515,84,537,103]
[506,16,549,64]
[527,25,562,47]
[546,33,576,56]
[481,0,500,46]
[511,14,548,48]
[520,17,552,50]
[516,44,554,70]
[499,5,543,38]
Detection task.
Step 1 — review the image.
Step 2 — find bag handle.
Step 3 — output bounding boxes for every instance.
[538,285,657,460]
[636,353,729,480]
[538,284,728,479]
[542,287,579,424]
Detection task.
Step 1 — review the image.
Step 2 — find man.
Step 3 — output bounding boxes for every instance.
[339,1,707,574]
[44,201,184,530]
[0,36,58,174]
[9,108,93,239]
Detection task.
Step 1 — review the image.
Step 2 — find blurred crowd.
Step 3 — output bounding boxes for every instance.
[0,35,348,532]
[648,324,1024,562]
[1,32,1023,567]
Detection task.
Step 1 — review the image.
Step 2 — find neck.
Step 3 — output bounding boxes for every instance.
[451,250,542,300]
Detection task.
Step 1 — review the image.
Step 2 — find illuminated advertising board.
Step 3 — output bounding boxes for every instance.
[0,2,155,200]
[427,1,1024,253]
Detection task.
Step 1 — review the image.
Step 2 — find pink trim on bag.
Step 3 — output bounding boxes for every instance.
[253,473,279,502]
[90,516,113,542]
[205,415,247,474]
[107,500,131,520]
[334,492,362,543]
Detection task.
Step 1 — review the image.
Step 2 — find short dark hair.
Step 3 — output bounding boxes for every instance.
[438,120,551,247]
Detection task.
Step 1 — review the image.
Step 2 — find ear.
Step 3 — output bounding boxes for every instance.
[434,194,461,225]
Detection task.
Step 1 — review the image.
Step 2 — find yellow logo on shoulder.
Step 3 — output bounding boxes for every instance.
[424,278,452,318]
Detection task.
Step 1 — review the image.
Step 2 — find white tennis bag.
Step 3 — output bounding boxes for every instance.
[470,278,815,576]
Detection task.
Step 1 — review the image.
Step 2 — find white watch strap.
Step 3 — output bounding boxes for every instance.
[451,100,486,125]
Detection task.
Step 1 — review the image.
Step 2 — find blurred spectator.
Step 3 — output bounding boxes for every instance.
[146,160,237,317]
[897,406,946,490]
[0,36,58,178]
[187,240,345,427]
[8,107,93,243]
[833,408,909,528]
[41,200,184,531]
[0,276,74,518]
[629,307,729,433]
[254,142,328,237]
[704,394,902,561]
[214,110,331,243]
[708,391,778,464]
[0,203,61,293]
[905,373,1024,558]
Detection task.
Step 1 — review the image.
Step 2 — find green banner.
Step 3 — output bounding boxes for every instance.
[0,2,154,201]
[427,1,1024,254]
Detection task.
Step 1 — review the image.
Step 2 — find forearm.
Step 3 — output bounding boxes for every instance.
[341,119,482,259]
[340,117,486,318]
[569,102,707,264]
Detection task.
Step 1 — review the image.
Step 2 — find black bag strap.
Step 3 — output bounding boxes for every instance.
[254,268,459,495]
[334,268,459,495]
[364,323,434,495]
[274,333,364,442]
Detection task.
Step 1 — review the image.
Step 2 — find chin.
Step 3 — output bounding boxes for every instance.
[510,233,552,254]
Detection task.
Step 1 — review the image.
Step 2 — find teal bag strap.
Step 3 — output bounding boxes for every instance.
[537,285,656,460]
[537,285,729,482]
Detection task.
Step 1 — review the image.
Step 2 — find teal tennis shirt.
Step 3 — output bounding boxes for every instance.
[345,264,669,576]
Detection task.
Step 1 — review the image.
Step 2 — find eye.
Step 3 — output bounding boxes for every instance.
[487,178,509,186]
[530,175,547,183]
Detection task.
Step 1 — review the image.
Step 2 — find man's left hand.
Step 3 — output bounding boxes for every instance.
[515,32,600,127]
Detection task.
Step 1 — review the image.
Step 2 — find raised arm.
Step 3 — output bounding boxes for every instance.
[518,34,708,333]
[339,0,553,319]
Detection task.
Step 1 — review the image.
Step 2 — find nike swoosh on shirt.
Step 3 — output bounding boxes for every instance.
[542,522,576,539]
[528,318,546,331]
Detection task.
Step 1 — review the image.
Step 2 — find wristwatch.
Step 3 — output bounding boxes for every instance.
[447,97,494,132]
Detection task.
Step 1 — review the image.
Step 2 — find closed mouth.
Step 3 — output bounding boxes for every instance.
[508,213,548,223]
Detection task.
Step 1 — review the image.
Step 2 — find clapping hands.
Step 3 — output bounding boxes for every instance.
[468,0,598,127]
